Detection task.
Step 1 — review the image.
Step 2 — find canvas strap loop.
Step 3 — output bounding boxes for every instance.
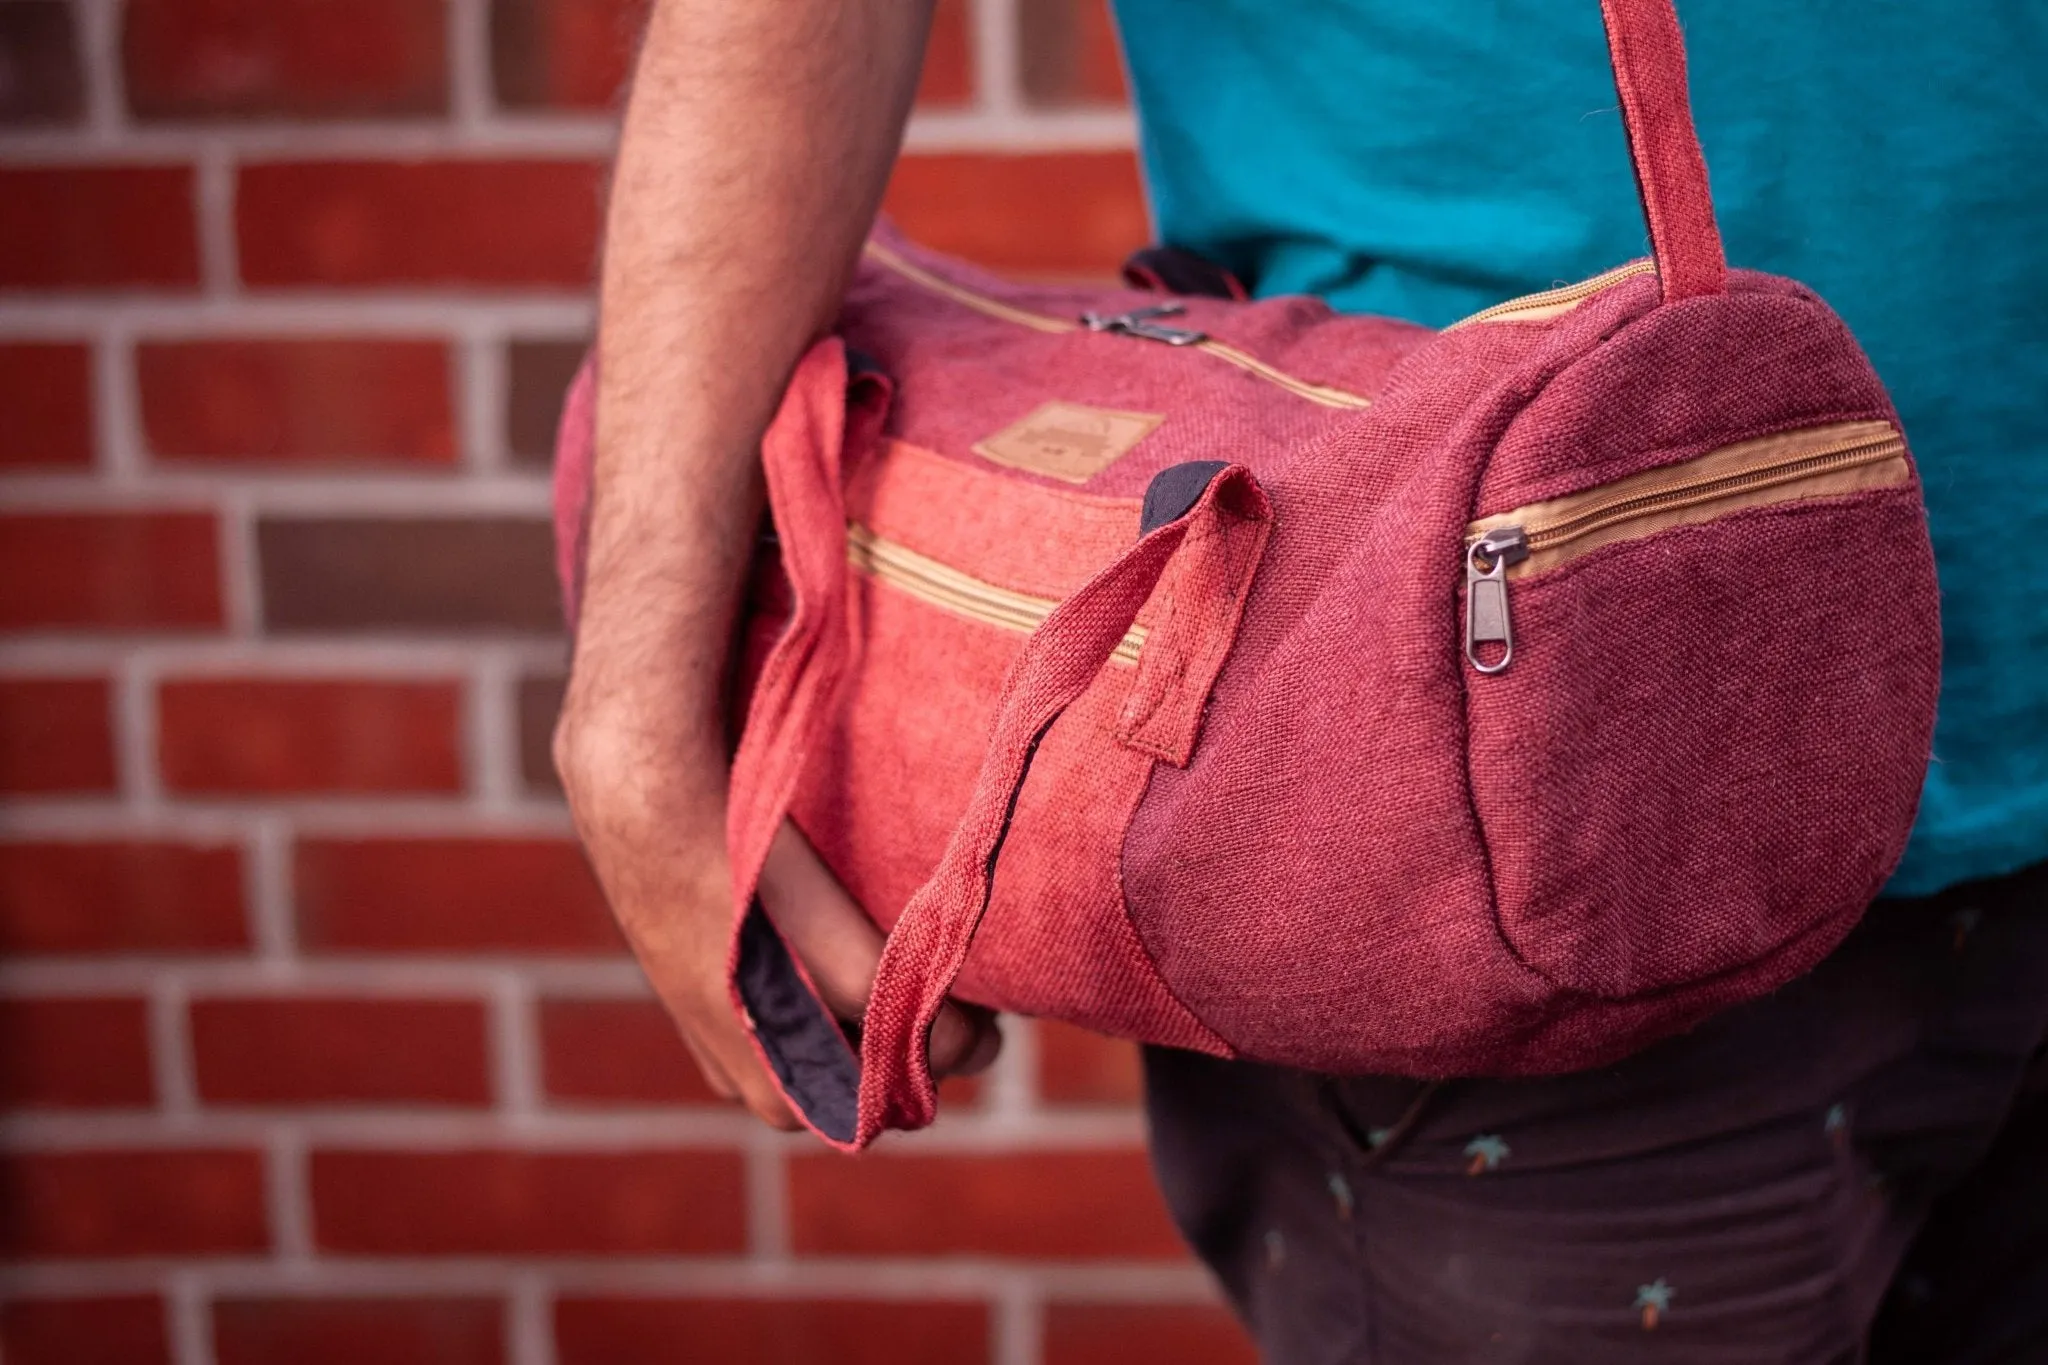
[1598,0,1726,302]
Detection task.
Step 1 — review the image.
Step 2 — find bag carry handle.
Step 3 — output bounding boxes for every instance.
[851,464,1269,1146]
[725,337,1271,1149]
[1598,0,1725,301]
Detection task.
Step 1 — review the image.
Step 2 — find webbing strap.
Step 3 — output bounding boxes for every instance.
[1598,0,1726,301]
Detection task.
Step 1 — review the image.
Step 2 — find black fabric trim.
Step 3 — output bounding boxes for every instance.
[735,902,859,1142]
[1141,461,1230,536]
[1121,245,1250,301]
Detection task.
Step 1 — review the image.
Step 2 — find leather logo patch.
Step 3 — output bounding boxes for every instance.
[972,401,1164,484]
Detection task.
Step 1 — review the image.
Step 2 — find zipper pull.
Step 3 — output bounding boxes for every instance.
[1081,304,1209,346]
[1465,527,1529,675]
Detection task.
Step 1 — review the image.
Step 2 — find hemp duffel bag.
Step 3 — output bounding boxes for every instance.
[553,0,1939,1149]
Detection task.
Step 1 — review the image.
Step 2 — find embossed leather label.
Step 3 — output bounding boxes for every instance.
[972,401,1164,484]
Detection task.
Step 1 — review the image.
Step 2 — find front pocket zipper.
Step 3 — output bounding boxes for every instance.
[864,240,1375,411]
[1463,419,1910,673]
[847,523,1147,666]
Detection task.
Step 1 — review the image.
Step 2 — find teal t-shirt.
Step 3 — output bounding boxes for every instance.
[1111,0,2048,896]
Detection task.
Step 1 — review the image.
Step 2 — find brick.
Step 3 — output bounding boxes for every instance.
[139,339,454,465]
[505,338,584,468]
[214,1297,504,1365]
[1043,1304,1256,1365]
[0,677,115,794]
[0,167,200,290]
[1019,0,1126,106]
[296,837,622,953]
[518,671,565,790]
[555,1298,988,1365]
[883,153,1146,277]
[124,0,447,120]
[789,1150,1184,1259]
[489,0,964,111]
[539,997,720,1106]
[918,0,973,107]
[0,1148,268,1257]
[158,678,462,794]
[191,996,491,1105]
[258,517,561,633]
[238,160,604,288]
[1037,1020,1141,1107]
[0,997,154,1108]
[0,512,222,631]
[311,1149,746,1254]
[489,0,643,110]
[0,4,86,124]
[0,343,93,467]
[0,1296,171,1365]
[0,840,249,954]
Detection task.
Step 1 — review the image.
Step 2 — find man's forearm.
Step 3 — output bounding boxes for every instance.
[570,0,934,823]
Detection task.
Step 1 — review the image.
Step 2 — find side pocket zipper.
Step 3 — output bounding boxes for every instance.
[1463,420,1909,674]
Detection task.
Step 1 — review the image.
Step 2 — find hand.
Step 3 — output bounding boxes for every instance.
[554,683,1000,1131]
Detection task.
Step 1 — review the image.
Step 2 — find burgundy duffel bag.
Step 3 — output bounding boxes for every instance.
[553,0,1940,1149]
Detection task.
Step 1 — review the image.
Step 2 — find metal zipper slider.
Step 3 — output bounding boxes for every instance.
[1080,303,1209,346]
[1465,527,1530,674]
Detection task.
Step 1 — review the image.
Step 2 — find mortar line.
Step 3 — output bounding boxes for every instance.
[447,0,497,129]
[492,971,543,1121]
[994,1274,1044,1365]
[166,1269,217,1365]
[0,108,1135,162]
[744,1132,791,1263]
[970,0,1023,117]
[113,652,162,809]
[265,1125,315,1264]
[92,323,144,480]
[71,0,125,139]
[193,143,240,297]
[508,1272,557,1365]
[148,975,199,1118]
[246,814,298,962]
[468,647,524,812]
[458,325,509,473]
[215,486,263,638]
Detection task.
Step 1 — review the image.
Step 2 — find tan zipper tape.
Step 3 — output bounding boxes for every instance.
[865,240,1077,335]
[1467,419,1910,579]
[1445,260,1659,331]
[863,241,1374,411]
[847,523,1147,666]
[1193,339,1375,409]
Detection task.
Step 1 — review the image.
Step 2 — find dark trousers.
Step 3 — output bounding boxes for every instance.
[1144,862,2048,1364]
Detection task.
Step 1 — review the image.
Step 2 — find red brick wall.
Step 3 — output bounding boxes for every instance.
[0,1,1257,1362]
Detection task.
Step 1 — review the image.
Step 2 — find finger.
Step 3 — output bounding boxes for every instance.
[758,821,885,1020]
[731,1065,802,1131]
[671,1022,741,1103]
[639,959,801,1130]
[678,989,799,1130]
[929,1001,1003,1077]
[951,1007,1004,1077]
[763,823,1008,1081]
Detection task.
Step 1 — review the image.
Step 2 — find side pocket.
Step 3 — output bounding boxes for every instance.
[1466,488,1938,1000]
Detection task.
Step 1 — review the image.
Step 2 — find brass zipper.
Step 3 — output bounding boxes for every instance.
[847,523,1147,666]
[1445,260,1659,330]
[1463,420,1909,673]
[863,240,1374,411]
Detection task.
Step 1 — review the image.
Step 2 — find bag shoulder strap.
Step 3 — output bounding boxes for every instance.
[1600,0,1726,301]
